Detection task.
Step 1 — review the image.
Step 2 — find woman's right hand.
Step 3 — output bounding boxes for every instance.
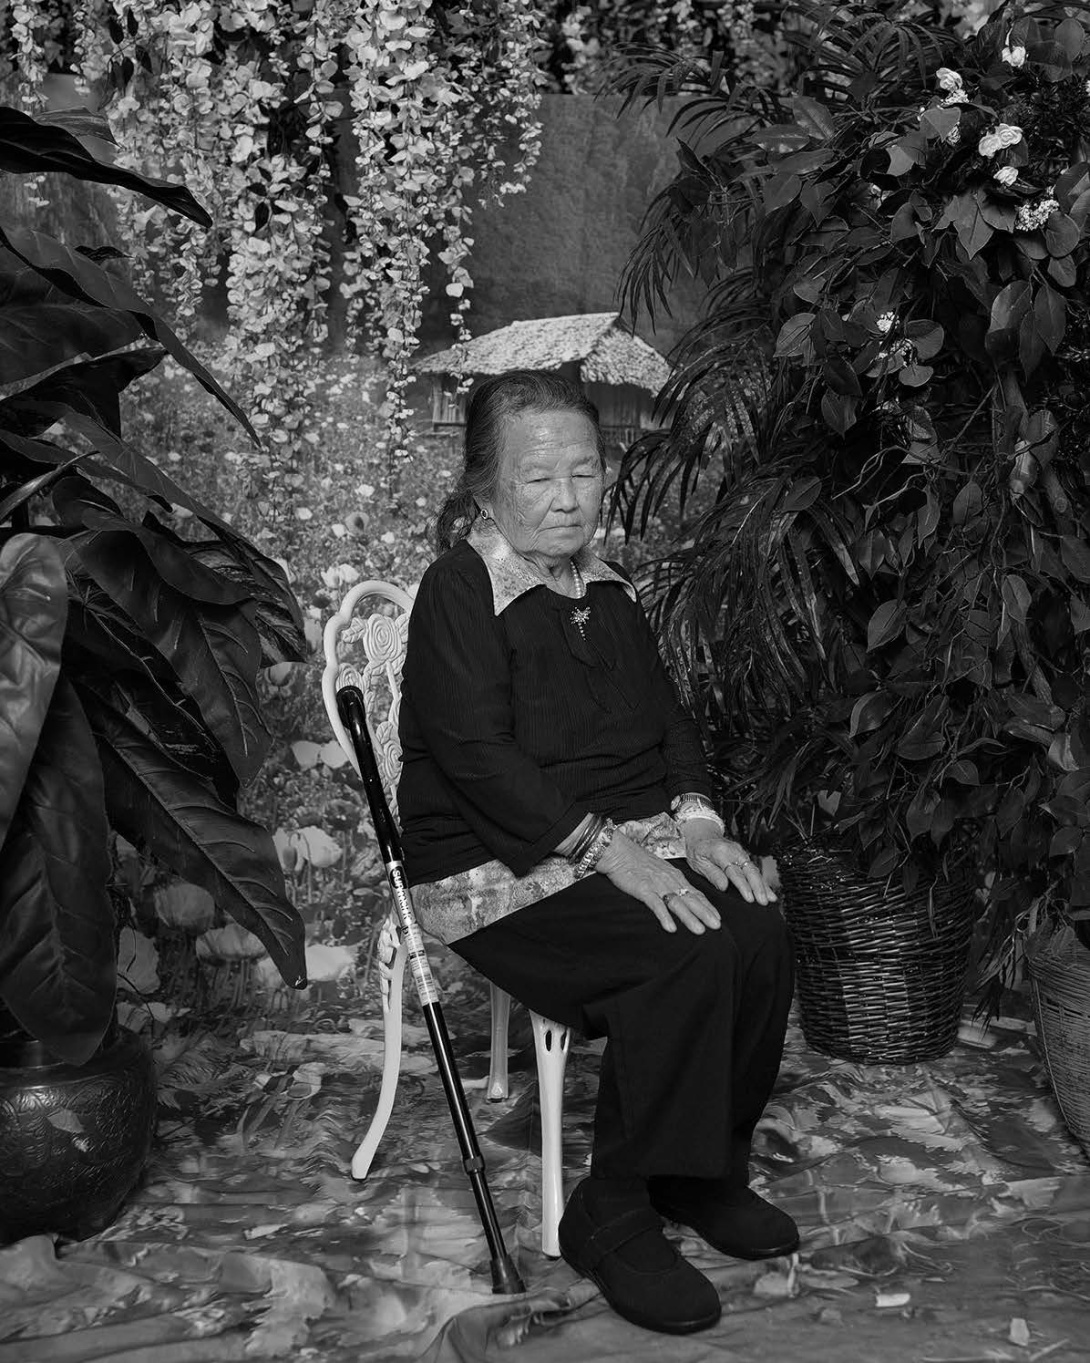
[594,832,721,935]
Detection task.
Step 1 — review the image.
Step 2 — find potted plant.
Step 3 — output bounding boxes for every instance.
[610,0,1089,1063]
[0,101,308,1241]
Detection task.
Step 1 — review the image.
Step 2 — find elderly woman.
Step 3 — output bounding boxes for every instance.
[397,370,795,1336]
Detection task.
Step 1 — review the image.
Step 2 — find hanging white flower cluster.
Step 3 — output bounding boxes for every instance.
[5,0,70,206]
[46,0,543,494]
[339,0,542,462]
[7,0,52,106]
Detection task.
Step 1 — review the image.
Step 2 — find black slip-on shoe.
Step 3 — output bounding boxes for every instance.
[649,1180,800,1261]
[558,1178,721,1335]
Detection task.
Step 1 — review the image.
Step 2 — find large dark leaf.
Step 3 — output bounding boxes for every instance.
[70,527,269,783]
[7,415,228,535]
[34,107,117,145]
[49,472,123,524]
[187,537,306,664]
[0,347,165,439]
[0,535,67,849]
[62,577,240,801]
[0,250,142,388]
[0,451,91,525]
[987,280,1032,360]
[0,676,114,1065]
[0,106,211,227]
[79,689,306,988]
[63,572,183,691]
[77,511,253,606]
[69,634,240,804]
[866,600,906,651]
[0,225,256,442]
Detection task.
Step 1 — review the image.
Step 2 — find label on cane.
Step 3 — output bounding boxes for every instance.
[389,863,440,1006]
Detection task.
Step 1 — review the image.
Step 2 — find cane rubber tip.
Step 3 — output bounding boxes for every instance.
[491,1255,525,1295]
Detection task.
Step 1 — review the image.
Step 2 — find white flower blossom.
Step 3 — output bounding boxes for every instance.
[978,124,1023,158]
[993,165,1019,187]
[877,311,896,334]
[935,67,964,92]
[1015,198,1060,232]
[945,124,961,146]
[1001,44,1027,68]
[320,563,361,590]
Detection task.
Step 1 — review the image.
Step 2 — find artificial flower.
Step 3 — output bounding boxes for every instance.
[978,124,1023,158]
[1015,197,1059,232]
[993,165,1019,186]
[1001,44,1026,68]
[935,66,964,91]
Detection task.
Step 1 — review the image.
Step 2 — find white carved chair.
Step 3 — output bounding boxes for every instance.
[322,580,571,1257]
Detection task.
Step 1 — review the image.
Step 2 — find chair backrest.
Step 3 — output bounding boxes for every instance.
[322,580,415,821]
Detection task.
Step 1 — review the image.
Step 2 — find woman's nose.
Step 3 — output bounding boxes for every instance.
[554,478,578,508]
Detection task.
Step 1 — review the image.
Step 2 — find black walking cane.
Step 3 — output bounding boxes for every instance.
[336,683,525,1295]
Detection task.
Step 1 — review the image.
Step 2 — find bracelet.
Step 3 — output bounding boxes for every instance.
[565,814,603,866]
[576,817,615,878]
[670,794,726,837]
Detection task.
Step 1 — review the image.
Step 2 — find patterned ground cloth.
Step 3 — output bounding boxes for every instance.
[2,943,1089,1363]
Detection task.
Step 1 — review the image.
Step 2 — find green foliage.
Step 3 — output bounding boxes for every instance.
[612,2,1090,949]
[0,103,307,1065]
[539,0,789,94]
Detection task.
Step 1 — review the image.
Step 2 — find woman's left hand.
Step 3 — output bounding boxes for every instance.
[682,819,777,906]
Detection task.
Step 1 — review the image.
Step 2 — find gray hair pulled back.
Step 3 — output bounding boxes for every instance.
[434,369,605,551]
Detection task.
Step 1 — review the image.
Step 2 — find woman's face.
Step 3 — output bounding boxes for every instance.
[484,408,604,567]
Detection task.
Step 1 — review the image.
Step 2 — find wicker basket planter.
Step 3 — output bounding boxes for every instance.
[1026,924,1090,1160]
[777,838,977,1064]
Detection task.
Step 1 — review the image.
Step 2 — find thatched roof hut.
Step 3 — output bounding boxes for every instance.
[414,313,671,450]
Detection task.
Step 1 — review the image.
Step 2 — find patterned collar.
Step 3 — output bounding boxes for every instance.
[467,519,637,616]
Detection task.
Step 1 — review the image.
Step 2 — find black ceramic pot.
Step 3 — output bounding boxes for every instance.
[0,1024,157,1244]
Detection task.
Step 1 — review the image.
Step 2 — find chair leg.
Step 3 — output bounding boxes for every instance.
[487,983,511,1101]
[351,911,407,1179]
[531,1011,570,1258]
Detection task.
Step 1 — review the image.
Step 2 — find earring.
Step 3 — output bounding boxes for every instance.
[479,506,491,520]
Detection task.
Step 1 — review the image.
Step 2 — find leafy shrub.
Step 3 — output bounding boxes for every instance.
[0,103,306,1063]
[611,2,1089,957]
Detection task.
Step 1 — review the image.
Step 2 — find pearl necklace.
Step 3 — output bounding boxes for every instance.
[569,560,591,639]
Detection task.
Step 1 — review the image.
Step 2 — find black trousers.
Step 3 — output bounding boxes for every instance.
[454,862,794,1184]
